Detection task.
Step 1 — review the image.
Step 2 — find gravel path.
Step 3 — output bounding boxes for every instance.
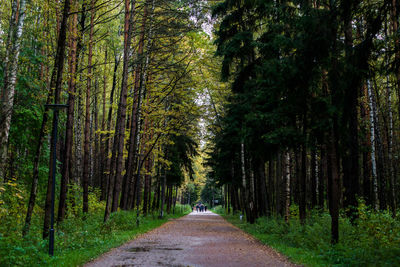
[84,211,297,267]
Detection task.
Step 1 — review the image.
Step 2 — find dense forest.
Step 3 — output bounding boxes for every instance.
[208,0,400,264]
[0,0,399,266]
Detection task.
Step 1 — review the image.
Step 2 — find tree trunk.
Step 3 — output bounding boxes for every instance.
[99,48,108,200]
[284,150,291,223]
[329,127,340,244]
[83,0,95,214]
[121,0,150,210]
[367,80,379,210]
[58,1,80,221]
[386,75,396,217]
[43,0,71,239]
[318,146,325,209]
[101,53,120,201]
[0,0,27,181]
[299,119,307,224]
[311,147,317,209]
[159,167,166,218]
[104,0,135,221]
[391,0,400,120]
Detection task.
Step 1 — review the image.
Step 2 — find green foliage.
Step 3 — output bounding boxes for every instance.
[219,207,400,266]
[0,188,191,267]
[0,179,27,235]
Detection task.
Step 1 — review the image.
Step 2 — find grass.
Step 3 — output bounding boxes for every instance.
[0,204,192,267]
[213,204,400,267]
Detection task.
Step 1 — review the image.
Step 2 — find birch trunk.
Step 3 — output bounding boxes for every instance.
[367,80,379,211]
[0,0,27,181]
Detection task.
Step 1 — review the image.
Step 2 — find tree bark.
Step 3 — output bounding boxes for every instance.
[43,0,71,239]
[58,1,80,222]
[121,0,150,210]
[83,0,95,214]
[329,127,340,244]
[0,0,27,181]
[104,0,135,221]
[101,53,119,201]
[284,150,291,223]
[367,80,379,210]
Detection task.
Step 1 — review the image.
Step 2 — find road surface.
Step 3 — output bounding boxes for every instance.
[85,211,296,267]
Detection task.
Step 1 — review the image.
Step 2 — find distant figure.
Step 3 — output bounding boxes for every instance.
[200,204,204,212]
[196,204,199,212]
[205,205,207,212]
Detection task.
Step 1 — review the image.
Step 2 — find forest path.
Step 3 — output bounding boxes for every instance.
[84,211,296,267]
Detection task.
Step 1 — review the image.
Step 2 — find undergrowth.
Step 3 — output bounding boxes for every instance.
[214,204,400,266]
[0,182,191,267]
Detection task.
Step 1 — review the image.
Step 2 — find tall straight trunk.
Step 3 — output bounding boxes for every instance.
[0,0,25,158]
[249,158,256,220]
[368,81,379,210]
[83,0,95,214]
[329,127,340,244]
[343,5,359,221]
[284,151,291,223]
[367,80,379,210]
[0,0,27,181]
[142,108,152,215]
[159,167,166,218]
[267,160,274,215]
[74,87,83,184]
[166,185,171,213]
[318,146,325,209]
[311,147,317,209]
[240,142,247,217]
[99,48,108,200]
[257,159,268,216]
[361,84,372,205]
[275,154,282,216]
[373,85,387,211]
[241,142,254,223]
[43,0,71,239]
[121,0,150,210]
[173,186,178,213]
[299,116,307,224]
[391,0,400,120]
[93,78,99,187]
[386,75,396,216]
[104,0,135,221]
[101,53,119,201]
[58,1,80,222]
[152,172,160,211]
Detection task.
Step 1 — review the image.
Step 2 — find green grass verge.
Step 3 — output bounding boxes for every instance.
[0,204,192,267]
[213,205,400,267]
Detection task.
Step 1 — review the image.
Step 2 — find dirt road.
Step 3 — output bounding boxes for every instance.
[85,211,296,267]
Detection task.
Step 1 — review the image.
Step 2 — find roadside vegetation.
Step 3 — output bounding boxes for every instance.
[0,184,191,267]
[214,205,400,266]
